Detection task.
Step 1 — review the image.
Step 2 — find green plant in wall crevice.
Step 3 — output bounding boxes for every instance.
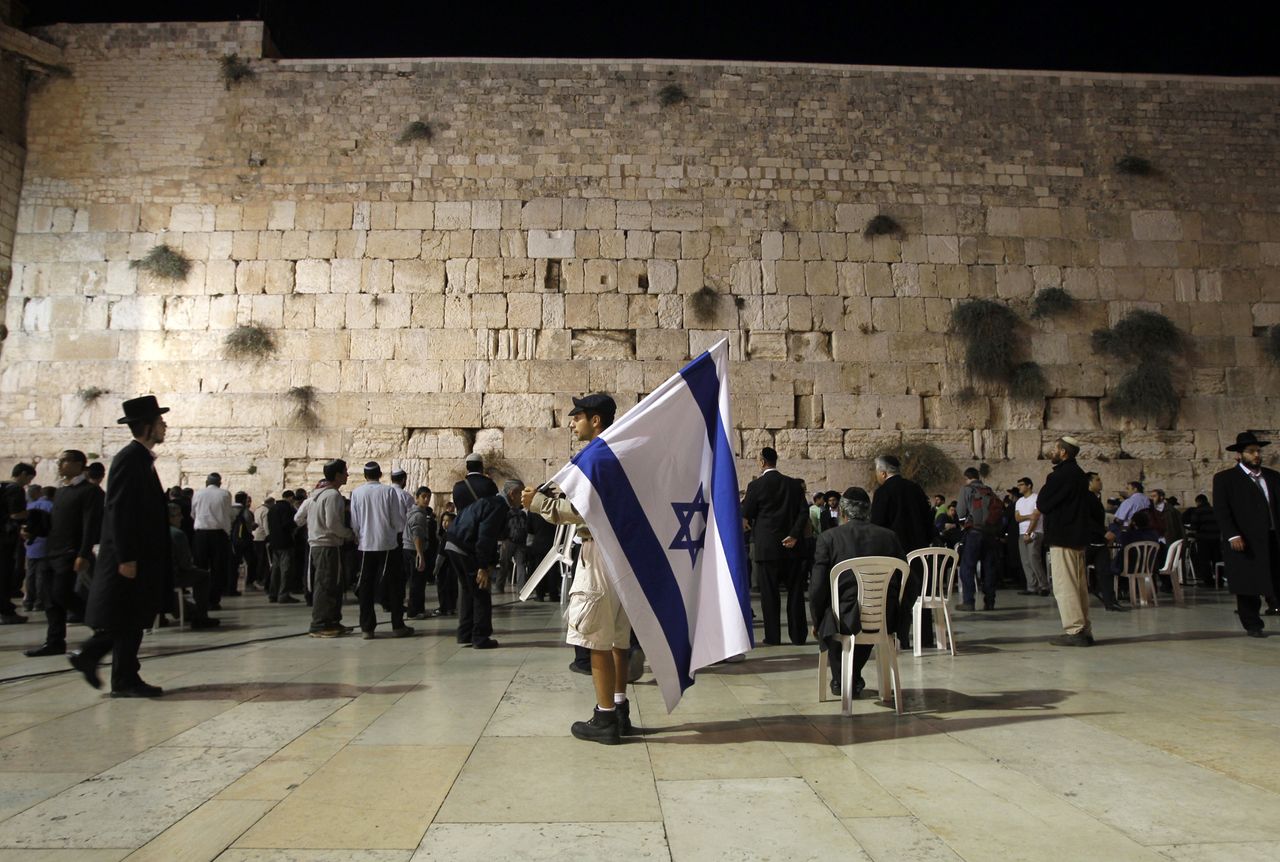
[131,244,191,281]
[1029,287,1077,320]
[1092,310,1184,426]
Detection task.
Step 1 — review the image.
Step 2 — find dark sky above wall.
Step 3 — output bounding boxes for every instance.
[22,1,1277,76]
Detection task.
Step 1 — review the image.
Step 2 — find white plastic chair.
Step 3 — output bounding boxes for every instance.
[817,555,907,716]
[1155,539,1186,605]
[1114,541,1161,607]
[907,547,958,657]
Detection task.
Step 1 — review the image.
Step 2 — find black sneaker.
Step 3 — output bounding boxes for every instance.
[23,642,66,657]
[68,650,101,689]
[571,707,621,745]
[1049,632,1093,647]
[617,699,634,735]
[111,681,164,698]
[0,612,29,625]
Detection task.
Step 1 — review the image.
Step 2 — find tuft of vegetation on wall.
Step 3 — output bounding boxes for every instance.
[1010,361,1048,402]
[1115,155,1157,176]
[286,385,320,429]
[1092,310,1184,424]
[397,120,434,143]
[872,441,960,493]
[658,84,688,107]
[220,54,255,90]
[951,299,1021,384]
[1029,286,1077,320]
[224,324,277,360]
[131,244,191,281]
[863,214,903,240]
[689,285,720,323]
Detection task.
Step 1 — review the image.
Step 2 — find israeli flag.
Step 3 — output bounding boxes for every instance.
[551,338,753,712]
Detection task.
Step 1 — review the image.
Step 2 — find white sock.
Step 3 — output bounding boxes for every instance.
[597,705,615,712]
[614,692,627,705]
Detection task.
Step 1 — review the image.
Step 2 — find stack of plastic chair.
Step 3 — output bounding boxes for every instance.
[1154,539,1186,604]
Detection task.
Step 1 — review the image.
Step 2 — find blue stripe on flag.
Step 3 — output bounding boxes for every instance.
[573,440,696,691]
[678,352,754,644]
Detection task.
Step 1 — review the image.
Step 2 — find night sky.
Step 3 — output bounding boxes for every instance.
[20,1,1277,77]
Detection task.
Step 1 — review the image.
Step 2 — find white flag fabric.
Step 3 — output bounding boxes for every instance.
[550,338,753,712]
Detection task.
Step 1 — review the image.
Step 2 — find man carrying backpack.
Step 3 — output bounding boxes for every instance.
[442,477,510,649]
[956,467,1004,611]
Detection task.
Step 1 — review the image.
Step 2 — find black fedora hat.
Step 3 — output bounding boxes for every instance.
[1226,431,1270,453]
[117,395,170,424]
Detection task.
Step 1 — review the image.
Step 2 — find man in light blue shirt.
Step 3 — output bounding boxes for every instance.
[1110,481,1151,533]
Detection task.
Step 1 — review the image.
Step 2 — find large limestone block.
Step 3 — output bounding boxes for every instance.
[651,201,702,231]
[482,393,556,427]
[824,394,879,429]
[521,199,562,229]
[879,395,923,430]
[572,330,634,360]
[365,230,422,259]
[616,201,651,230]
[527,229,576,259]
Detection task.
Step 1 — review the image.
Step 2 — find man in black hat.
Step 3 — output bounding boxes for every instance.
[69,396,172,696]
[1213,432,1280,637]
[811,487,906,700]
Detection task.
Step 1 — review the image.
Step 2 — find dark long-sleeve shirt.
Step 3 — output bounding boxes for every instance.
[46,478,105,559]
[1035,458,1093,549]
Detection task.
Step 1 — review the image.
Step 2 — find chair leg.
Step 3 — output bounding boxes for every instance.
[940,604,956,656]
[1171,572,1183,605]
[1147,575,1159,607]
[176,588,185,628]
[888,643,903,715]
[841,637,854,717]
[912,600,922,658]
[818,646,830,703]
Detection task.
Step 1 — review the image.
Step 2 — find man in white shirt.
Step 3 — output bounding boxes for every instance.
[191,473,234,609]
[1013,477,1049,596]
[349,461,412,639]
[250,496,272,590]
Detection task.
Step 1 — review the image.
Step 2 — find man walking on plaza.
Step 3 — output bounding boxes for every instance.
[70,396,172,696]
[741,447,809,646]
[266,490,299,604]
[350,461,412,639]
[526,393,633,744]
[192,473,234,608]
[300,459,354,638]
[24,450,103,657]
[443,477,507,650]
[1013,476,1049,596]
[1213,432,1280,638]
[1035,436,1095,647]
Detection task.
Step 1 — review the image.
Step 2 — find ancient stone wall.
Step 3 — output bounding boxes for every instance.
[2,20,1278,502]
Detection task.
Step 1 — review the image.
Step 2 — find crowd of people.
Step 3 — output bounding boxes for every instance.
[739,431,1280,698]
[2,392,1276,728]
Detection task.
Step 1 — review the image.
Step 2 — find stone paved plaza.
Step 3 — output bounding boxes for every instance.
[0,587,1278,861]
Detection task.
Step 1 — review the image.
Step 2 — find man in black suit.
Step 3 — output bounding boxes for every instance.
[869,454,936,648]
[1213,431,1280,638]
[69,396,172,697]
[811,487,905,698]
[741,447,809,645]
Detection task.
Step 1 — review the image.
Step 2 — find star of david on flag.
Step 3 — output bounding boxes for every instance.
[549,339,753,712]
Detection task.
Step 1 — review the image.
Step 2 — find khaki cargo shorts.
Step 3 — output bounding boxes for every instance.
[564,540,631,651]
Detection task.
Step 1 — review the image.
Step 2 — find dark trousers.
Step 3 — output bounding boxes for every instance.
[1089,544,1117,604]
[824,637,873,684]
[1,538,21,615]
[406,548,435,616]
[959,530,999,606]
[233,542,256,591]
[310,546,344,632]
[436,553,458,613]
[78,627,145,691]
[755,557,807,645]
[896,562,934,650]
[41,554,80,648]
[357,549,403,633]
[1191,539,1221,585]
[193,530,231,605]
[447,548,492,644]
[1236,531,1280,631]
[251,541,269,586]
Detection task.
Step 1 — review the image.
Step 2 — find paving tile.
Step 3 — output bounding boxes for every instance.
[658,777,871,861]
[123,799,274,862]
[435,737,660,823]
[1154,841,1280,861]
[0,772,90,822]
[842,816,963,862]
[0,746,271,849]
[411,822,670,861]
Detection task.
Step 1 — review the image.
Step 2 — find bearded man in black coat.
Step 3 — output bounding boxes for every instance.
[69,396,172,697]
[870,455,936,648]
[1213,432,1280,638]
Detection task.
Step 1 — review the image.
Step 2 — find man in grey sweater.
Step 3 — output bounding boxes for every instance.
[297,459,355,638]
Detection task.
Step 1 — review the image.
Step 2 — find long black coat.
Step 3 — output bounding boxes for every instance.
[870,474,935,553]
[85,440,171,630]
[1213,464,1280,596]
[741,469,808,562]
[809,519,905,639]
